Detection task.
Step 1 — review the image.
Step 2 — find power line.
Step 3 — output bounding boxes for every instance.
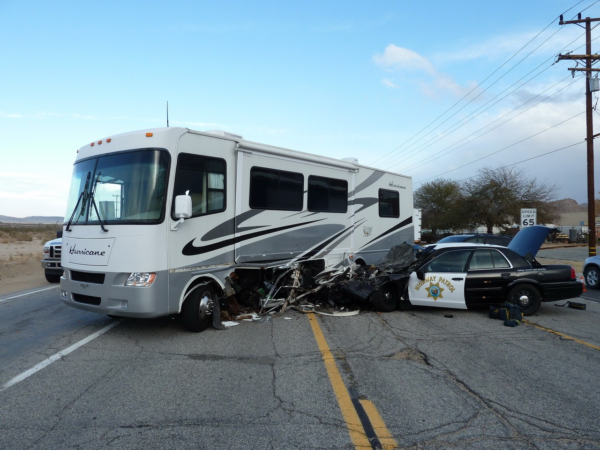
[454,141,585,184]
[414,110,586,184]
[385,22,600,172]
[371,2,587,167]
[373,1,593,168]
[386,25,600,170]
[403,75,578,172]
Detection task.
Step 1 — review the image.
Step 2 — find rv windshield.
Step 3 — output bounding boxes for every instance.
[64,149,170,226]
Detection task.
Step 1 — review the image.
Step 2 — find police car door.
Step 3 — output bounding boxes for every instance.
[407,249,472,309]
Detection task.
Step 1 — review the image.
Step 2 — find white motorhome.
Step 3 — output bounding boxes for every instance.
[60,127,414,331]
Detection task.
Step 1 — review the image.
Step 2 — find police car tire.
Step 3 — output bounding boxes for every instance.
[507,284,541,316]
[371,282,399,312]
[584,266,600,289]
[182,285,213,332]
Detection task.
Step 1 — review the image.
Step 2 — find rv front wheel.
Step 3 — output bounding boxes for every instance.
[182,284,214,332]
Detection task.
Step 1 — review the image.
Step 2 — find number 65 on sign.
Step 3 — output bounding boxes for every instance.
[521,208,537,227]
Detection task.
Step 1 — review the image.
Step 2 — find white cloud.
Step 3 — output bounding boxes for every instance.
[373,44,477,99]
[0,111,23,118]
[374,45,436,75]
[382,78,398,88]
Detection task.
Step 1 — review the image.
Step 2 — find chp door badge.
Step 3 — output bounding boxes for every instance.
[363,226,372,237]
[426,282,444,301]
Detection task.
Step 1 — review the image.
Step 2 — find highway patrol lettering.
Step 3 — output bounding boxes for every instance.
[414,276,455,294]
[414,276,436,291]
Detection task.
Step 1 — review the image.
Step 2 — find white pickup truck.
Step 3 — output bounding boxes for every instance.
[41,232,63,283]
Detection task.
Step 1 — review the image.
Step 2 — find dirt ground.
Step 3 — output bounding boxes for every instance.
[0,239,50,297]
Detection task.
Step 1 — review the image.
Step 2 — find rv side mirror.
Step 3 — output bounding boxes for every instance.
[174,195,192,219]
[171,194,192,231]
[416,269,425,280]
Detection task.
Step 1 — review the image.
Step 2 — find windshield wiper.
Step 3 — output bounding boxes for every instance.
[89,172,109,233]
[65,172,91,232]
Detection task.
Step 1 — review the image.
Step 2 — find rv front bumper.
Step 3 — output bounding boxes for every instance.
[60,268,170,318]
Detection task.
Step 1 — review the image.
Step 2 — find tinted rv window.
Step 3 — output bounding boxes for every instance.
[249,167,303,211]
[378,189,399,218]
[172,153,226,218]
[308,176,348,213]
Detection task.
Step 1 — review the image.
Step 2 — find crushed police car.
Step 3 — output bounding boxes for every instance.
[397,225,583,315]
[212,226,583,325]
[271,226,581,316]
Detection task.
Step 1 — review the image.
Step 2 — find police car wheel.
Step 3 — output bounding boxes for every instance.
[182,285,214,332]
[371,282,399,312]
[507,284,541,316]
[584,266,600,289]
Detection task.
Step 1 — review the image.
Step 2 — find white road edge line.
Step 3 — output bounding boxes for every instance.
[1,321,121,392]
[0,286,59,303]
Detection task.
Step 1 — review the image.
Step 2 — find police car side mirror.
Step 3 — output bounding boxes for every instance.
[416,269,425,280]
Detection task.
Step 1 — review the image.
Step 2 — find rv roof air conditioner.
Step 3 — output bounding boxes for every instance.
[205,130,244,140]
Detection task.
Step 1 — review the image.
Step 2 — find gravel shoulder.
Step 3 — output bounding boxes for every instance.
[0,240,49,297]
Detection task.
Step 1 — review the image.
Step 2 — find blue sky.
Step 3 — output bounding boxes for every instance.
[2,0,600,217]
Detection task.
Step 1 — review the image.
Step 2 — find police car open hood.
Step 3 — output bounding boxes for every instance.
[507,226,556,259]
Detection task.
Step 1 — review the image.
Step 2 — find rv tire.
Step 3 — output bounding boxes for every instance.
[182,284,214,332]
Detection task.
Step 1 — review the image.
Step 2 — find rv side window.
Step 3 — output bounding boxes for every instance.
[308,176,348,213]
[172,153,226,218]
[378,189,399,218]
[249,167,303,211]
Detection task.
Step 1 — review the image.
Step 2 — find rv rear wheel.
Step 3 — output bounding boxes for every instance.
[182,284,214,332]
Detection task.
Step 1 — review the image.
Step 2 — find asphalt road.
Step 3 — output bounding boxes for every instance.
[0,286,599,449]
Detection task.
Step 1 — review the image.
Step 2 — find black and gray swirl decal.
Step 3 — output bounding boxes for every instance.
[183,219,324,256]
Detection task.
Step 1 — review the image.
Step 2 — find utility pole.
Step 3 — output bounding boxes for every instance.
[557,14,600,256]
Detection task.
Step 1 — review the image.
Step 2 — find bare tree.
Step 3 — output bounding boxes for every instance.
[463,167,558,233]
[414,179,466,238]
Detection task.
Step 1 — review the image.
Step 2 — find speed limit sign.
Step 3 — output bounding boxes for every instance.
[521,208,537,227]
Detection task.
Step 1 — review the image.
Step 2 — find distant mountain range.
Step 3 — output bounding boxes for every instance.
[0,215,64,224]
[548,198,588,214]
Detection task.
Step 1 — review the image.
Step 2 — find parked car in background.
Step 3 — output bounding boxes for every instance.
[583,255,600,289]
[41,232,62,283]
[436,233,513,246]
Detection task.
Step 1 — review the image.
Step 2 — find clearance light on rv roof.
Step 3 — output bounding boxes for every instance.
[107,138,111,143]
[98,141,102,145]
[125,272,156,287]
[146,133,153,137]
[90,143,94,146]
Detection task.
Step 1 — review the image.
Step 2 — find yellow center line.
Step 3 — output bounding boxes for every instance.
[359,399,399,450]
[307,313,398,449]
[307,313,371,448]
[523,320,600,351]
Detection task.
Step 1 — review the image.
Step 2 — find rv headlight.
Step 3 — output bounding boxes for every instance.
[125,272,157,287]
[43,246,50,256]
